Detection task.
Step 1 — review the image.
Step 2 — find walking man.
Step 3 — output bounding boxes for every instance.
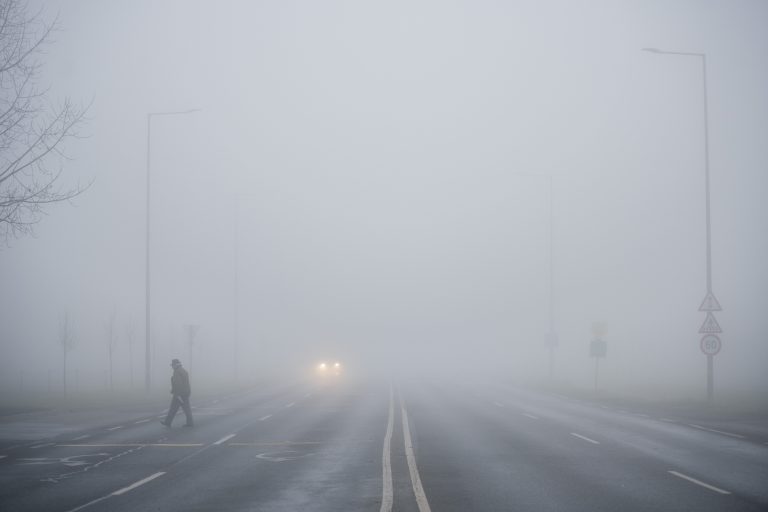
[161,358,193,427]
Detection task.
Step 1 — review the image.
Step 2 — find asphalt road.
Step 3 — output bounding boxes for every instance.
[1,378,767,511]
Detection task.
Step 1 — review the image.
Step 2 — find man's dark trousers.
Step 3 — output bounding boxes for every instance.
[165,394,193,426]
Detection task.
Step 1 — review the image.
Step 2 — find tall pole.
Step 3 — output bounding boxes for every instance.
[509,172,556,378]
[233,199,239,385]
[145,109,200,392]
[145,114,151,392]
[642,49,721,401]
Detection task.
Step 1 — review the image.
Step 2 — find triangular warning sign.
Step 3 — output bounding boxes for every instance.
[699,312,722,334]
[699,292,722,312]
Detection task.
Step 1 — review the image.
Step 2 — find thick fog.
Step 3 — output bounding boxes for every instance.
[1,0,767,401]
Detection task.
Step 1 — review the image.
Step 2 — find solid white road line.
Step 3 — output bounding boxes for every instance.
[214,434,236,446]
[401,397,432,512]
[133,419,151,424]
[688,424,746,439]
[570,433,600,445]
[522,413,539,420]
[259,414,273,421]
[380,386,394,512]
[112,472,166,495]
[64,472,167,512]
[668,470,730,495]
[107,426,123,431]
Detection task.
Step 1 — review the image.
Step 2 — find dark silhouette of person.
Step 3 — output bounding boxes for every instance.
[161,359,193,427]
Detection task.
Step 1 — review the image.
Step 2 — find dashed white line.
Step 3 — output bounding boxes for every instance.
[634,413,650,418]
[660,418,676,423]
[112,472,166,495]
[668,470,730,494]
[214,434,236,446]
[30,443,54,449]
[133,419,151,425]
[688,424,746,439]
[570,433,600,445]
[380,386,394,512]
[71,435,91,441]
[401,398,432,512]
[284,402,295,408]
[493,401,505,408]
[259,414,273,421]
[0,455,6,460]
[106,426,124,431]
[522,413,539,420]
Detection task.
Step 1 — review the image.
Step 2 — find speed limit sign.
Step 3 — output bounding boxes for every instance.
[700,334,722,356]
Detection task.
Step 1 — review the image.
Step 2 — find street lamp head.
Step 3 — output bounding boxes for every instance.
[641,48,663,54]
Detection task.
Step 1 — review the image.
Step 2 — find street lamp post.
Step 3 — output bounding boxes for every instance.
[642,48,722,401]
[145,109,200,392]
[510,172,557,379]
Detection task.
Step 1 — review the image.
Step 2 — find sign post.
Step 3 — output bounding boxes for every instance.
[699,293,722,401]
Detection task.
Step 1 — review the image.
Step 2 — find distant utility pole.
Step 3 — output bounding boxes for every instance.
[510,172,557,379]
[642,48,722,401]
[145,108,200,392]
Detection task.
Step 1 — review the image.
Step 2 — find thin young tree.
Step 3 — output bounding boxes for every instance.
[105,310,117,392]
[58,311,74,396]
[0,0,89,245]
[126,315,136,388]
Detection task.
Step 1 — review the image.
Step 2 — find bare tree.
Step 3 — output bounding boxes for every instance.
[105,310,117,392]
[0,0,89,244]
[58,311,74,396]
[126,315,136,388]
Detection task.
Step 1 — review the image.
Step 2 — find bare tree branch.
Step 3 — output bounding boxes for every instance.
[0,0,89,245]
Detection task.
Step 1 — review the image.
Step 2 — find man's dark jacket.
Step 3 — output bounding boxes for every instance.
[171,367,191,397]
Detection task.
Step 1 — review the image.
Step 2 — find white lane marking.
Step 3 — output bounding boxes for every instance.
[214,434,236,446]
[380,386,394,512]
[493,401,505,408]
[259,414,273,421]
[71,435,91,441]
[570,433,600,445]
[106,426,123,431]
[688,424,746,439]
[134,419,151,424]
[668,470,730,494]
[522,413,539,420]
[634,413,650,418]
[112,472,166,495]
[660,418,676,423]
[30,443,54,449]
[401,397,432,512]
[0,455,6,460]
[285,402,295,408]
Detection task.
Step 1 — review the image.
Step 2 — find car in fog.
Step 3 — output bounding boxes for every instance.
[316,360,342,377]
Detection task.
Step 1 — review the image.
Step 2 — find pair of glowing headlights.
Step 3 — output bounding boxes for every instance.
[317,362,341,371]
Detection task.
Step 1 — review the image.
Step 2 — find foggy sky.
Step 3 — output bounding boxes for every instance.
[2,0,767,398]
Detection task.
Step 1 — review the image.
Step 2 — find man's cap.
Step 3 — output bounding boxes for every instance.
[171,358,181,367]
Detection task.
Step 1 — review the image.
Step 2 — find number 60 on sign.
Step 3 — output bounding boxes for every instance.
[700,334,721,356]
